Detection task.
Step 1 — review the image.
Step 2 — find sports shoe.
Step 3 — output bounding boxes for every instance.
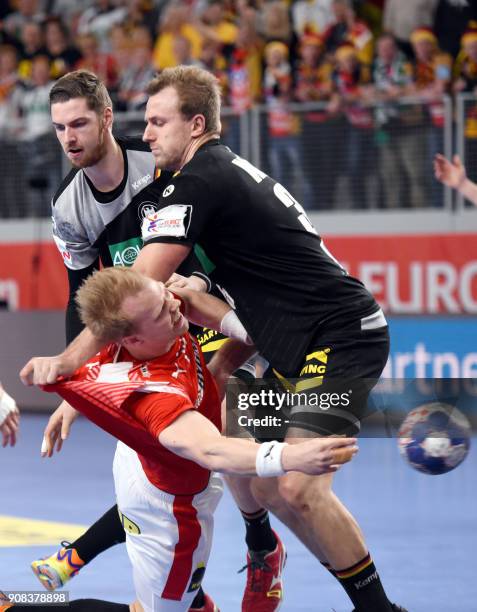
[31,542,84,591]
[189,593,219,611]
[0,591,13,611]
[240,530,286,612]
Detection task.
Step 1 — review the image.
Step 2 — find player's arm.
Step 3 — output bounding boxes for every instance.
[434,153,477,206]
[207,339,257,398]
[133,241,192,282]
[159,410,358,477]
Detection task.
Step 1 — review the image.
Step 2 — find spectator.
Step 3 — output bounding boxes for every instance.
[152,3,202,70]
[329,42,375,209]
[263,41,311,207]
[44,17,81,79]
[453,25,477,188]
[18,20,47,79]
[3,0,45,40]
[109,24,131,71]
[76,32,119,91]
[121,0,162,40]
[116,27,155,112]
[196,0,238,48]
[383,0,439,59]
[194,37,228,83]
[77,0,128,53]
[324,0,374,66]
[260,0,293,45]
[294,30,338,208]
[291,0,335,37]
[13,54,61,216]
[371,33,426,208]
[434,0,477,59]
[409,26,452,206]
[0,44,22,217]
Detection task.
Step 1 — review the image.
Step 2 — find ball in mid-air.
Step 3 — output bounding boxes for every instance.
[398,403,471,475]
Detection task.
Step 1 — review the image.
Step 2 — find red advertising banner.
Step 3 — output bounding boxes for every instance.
[0,234,476,313]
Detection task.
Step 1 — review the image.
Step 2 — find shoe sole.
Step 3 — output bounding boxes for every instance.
[30,562,60,592]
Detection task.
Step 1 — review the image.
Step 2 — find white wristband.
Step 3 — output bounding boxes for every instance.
[220,310,253,345]
[255,441,288,477]
[0,388,17,424]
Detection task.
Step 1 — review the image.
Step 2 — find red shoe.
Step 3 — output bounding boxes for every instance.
[241,530,286,612]
[189,593,219,611]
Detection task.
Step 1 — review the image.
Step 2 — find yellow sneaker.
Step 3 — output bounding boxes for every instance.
[31,543,84,591]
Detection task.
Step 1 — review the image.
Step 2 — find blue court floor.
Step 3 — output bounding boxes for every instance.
[1,414,476,611]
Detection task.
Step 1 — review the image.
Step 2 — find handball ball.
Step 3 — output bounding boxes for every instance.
[398,402,471,475]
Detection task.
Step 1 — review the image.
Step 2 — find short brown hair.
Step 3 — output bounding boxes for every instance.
[147,65,221,133]
[49,69,112,114]
[76,267,149,342]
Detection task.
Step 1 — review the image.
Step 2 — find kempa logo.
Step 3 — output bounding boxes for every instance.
[109,238,143,267]
[354,571,378,590]
[163,184,175,197]
[132,174,151,191]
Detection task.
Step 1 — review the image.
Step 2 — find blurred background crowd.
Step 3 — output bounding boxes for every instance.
[1,0,477,215]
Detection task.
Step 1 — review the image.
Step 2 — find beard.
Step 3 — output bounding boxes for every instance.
[69,124,107,169]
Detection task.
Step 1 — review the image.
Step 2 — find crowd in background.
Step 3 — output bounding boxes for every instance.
[1,0,477,214]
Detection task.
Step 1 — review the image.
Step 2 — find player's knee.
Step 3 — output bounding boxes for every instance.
[250,477,281,513]
[277,473,332,515]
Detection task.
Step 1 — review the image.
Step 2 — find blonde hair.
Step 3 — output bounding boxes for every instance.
[147,65,221,134]
[76,267,149,342]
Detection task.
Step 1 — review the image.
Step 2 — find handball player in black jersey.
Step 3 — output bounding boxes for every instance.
[22,66,407,612]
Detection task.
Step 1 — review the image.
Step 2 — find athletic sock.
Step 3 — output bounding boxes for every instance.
[240,508,277,552]
[190,587,205,609]
[334,553,393,612]
[65,504,126,564]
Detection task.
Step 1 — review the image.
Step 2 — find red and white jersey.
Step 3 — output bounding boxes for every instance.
[46,333,221,496]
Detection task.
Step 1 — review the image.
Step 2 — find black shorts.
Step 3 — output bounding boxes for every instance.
[255,323,390,439]
[194,326,256,382]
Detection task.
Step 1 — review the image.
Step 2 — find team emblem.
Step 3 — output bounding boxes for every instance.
[138,201,158,221]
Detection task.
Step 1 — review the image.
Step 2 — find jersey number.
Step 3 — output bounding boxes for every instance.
[232,156,346,272]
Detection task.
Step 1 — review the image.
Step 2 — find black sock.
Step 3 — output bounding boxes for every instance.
[190,587,205,609]
[13,601,129,611]
[334,553,393,612]
[65,504,126,564]
[241,508,277,552]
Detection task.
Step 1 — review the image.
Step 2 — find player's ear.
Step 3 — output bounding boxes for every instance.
[122,334,141,348]
[191,114,206,137]
[102,107,113,130]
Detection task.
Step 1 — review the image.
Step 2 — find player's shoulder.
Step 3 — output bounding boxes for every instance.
[52,167,81,207]
[116,135,151,153]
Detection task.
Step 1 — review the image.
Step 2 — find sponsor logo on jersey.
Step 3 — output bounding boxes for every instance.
[137,201,158,221]
[142,205,192,239]
[109,237,143,267]
[132,174,152,191]
[162,184,175,197]
[52,233,72,264]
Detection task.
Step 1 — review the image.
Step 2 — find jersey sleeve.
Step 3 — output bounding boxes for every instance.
[52,205,100,271]
[141,173,215,247]
[129,391,195,439]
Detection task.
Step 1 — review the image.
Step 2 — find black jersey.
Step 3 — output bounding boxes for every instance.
[140,139,380,376]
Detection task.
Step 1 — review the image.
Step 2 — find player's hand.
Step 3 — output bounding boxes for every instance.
[434,154,466,190]
[282,437,358,475]
[0,386,20,447]
[1,411,20,447]
[20,354,75,386]
[166,273,208,292]
[41,400,79,458]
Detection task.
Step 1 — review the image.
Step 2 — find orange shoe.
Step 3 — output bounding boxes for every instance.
[31,544,84,591]
[0,591,13,611]
[240,530,286,611]
[189,593,219,611]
